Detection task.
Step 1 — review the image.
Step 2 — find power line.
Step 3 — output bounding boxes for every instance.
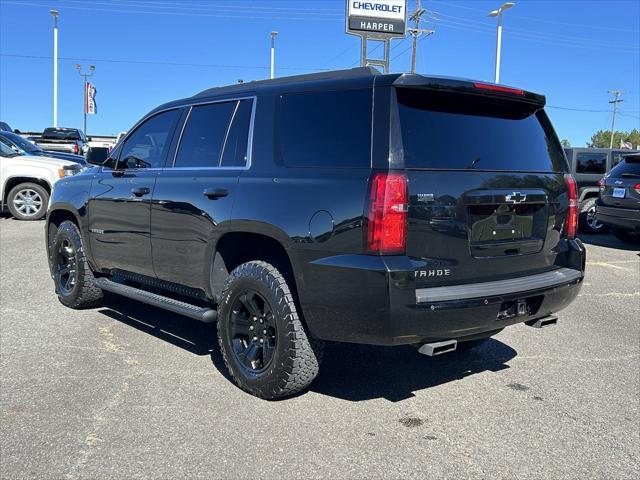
[430,0,640,33]
[0,53,330,72]
[1,1,343,21]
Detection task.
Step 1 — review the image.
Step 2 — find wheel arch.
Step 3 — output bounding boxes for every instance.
[210,225,299,303]
[2,176,52,207]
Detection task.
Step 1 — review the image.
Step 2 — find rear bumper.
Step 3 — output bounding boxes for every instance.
[300,239,586,346]
[596,204,640,232]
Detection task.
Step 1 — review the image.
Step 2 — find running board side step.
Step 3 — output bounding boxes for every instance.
[418,339,457,356]
[94,278,217,323]
[525,315,558,328]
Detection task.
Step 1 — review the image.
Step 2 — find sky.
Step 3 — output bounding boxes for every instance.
[0,0,639,147]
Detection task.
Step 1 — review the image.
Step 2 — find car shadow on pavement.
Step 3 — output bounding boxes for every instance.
[99,293,517,402]
[580,233,640,252]
[308,340,516,402]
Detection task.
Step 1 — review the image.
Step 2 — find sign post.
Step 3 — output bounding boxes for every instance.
[346,0,408,72]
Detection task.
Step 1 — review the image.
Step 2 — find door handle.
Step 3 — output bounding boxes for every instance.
[131,186,151,197]
[203,188,228,200]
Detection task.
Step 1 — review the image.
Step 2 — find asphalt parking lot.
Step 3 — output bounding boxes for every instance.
[1,215,638,479]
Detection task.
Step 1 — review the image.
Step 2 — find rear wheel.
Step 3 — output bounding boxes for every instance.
[579,198,607,234]
[50,221,103,308]
[217,261,322,399]
[7,182,49,221]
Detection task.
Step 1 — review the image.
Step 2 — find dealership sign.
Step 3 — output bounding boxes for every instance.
[346,0,407,37]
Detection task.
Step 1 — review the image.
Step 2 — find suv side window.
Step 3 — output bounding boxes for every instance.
[118,109,179,169]
[174,101,237,168]
[279,89,372,168]
[576,152,607,174]
[221,99,253,168]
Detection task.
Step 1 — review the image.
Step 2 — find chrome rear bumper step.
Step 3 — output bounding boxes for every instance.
[415,268,582,304]
[95,278,217,323]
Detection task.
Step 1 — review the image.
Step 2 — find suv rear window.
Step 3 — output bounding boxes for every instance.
[608,156,640,177]
[576,152,607,174]
[279,89,371,168]
[396,89,567,172]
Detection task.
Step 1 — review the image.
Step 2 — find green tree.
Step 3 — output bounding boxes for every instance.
[626,128,640,148]
[588,130,626,148]
[561,139,571,148]
[588,129,640,149]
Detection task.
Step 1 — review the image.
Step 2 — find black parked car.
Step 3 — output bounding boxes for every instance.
[46,68,585,399]
[596,153,640,241]
[564,147,640,233]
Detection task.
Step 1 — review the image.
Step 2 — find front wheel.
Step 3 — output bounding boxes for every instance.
[49,220,104,309]
[7,182,49,221]
[217,261,322,399]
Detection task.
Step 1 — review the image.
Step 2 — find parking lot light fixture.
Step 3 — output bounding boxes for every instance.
[270,31,278,80]
[50,10,59,127]
[488,2,515,84]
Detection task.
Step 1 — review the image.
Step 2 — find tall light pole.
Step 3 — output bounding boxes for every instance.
[488,2,514,84]
[50,10,59,127]
[270,31,278,79]
[76,64,95,136]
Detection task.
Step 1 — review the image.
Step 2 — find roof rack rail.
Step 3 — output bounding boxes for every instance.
[193,66,380,98]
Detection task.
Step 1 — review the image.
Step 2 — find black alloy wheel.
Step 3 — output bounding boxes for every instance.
[55,237,78,295]
[229,290,277,374]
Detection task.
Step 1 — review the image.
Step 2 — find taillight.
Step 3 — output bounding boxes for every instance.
[73,144,79,154]
[598,178,605,192]
[473,82,525,96]
[564,174,578,239]
[634,183,640,194]
[367,172,408,254]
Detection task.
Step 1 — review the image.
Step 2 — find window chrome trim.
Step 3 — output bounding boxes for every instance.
[219,100,241,167]
[171,106,193,168]
[170,95,256,171]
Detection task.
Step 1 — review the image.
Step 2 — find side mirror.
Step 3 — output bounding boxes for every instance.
[85,146,114,167]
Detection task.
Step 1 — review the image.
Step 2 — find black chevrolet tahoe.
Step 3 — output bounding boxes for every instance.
[46,68,586,399]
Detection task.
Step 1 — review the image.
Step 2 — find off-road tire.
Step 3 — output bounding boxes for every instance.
[7,182,49,221]
[579,197,607,234]
[50,220,103,309]
[217,261,322,399]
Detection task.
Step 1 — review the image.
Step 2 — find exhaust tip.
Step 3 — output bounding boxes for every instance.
[526,315,558,329]
[418,339,457,356]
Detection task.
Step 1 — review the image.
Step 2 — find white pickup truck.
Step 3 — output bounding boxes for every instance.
[1,141,81,220]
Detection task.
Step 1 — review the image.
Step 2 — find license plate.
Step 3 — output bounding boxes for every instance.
[613,187,626,198]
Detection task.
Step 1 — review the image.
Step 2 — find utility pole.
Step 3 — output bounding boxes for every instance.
[608,90,624,149]
[76,64,95,136]
[50,10,59,127]
[270,31,278,79]
[408,0,435,74]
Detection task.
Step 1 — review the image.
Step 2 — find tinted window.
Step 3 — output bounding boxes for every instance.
[42,128,81,140]
[119,109,179,169]
[221,99,253,167]
[280,89,371,168]
[396,89,567,172]
[608,157,640,177]
[611,151,638,167]
[576,152,607,174]
[1,131,41,153]
[174,102,236,168]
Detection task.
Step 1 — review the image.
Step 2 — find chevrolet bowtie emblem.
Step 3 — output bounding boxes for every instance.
[505,192,527,203]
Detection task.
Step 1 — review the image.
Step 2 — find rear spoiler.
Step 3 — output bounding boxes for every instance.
[392,74,546,108]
